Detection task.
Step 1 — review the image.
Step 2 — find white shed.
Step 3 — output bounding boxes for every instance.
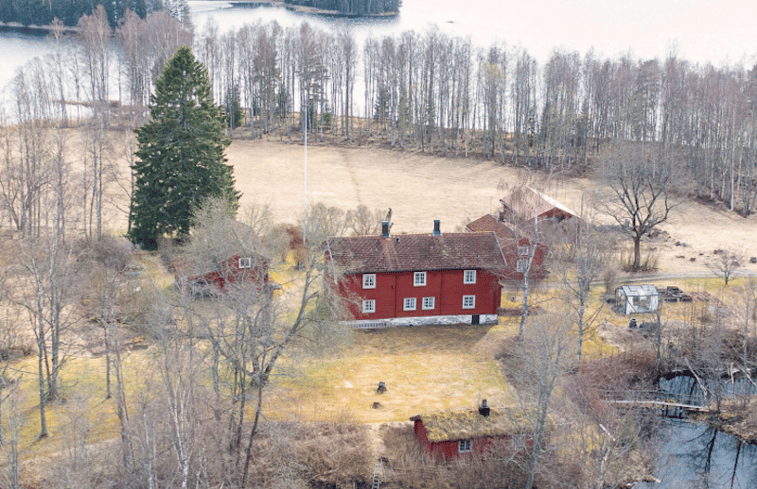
[616,285,659,315]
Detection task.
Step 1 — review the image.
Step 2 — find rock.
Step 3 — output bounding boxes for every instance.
[751,257,757,264]
[690,257,696,262]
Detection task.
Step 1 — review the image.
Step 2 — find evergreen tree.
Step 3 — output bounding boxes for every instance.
[129,46,239,250]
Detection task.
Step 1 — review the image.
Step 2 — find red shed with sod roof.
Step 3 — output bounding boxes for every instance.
[410,404,534,460]
[325,221,506,328]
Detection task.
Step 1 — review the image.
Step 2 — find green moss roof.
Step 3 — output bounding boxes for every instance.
[413,408,533,443]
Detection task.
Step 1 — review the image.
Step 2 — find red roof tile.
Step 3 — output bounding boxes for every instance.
[326,232,506,274]
[465,215,520,242]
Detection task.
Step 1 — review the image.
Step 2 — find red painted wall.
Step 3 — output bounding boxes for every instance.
[187,255,268,291]
[339,268,503,321]
[412,418,525,461]
[499,238,548,282]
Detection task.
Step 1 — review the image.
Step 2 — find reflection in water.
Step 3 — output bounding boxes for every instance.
[639,420,757,488]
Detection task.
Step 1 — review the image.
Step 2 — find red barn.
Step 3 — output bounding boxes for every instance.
[325,221,506,328]
[410,403,534,460]
[174,220,269,294]
[465,214,548,282]
[500,187,577,223]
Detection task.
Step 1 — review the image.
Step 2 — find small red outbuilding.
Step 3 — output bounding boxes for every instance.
[410,403,534,460]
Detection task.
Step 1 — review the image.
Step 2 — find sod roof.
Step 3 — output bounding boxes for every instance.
[411,407,533,443]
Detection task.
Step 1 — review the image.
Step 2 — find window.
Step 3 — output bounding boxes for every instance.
[458,439,472,453]
[414,271,427,286]
[516,259,529,272]
[362,300,376,314]
[464,270,476,284]
[422,297,435,310]
[362,274,376,289]
[403,297,417,311]
[462,295,475,309]
[238,257,252,269]
[517,245,530,256]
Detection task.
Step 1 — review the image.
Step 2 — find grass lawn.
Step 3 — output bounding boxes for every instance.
[268,323,518,423]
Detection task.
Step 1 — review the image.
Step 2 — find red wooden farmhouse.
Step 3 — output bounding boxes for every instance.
[174,220,269,294]
[325,220,506,328]
[465,214,548,282]
[410,402,534,460]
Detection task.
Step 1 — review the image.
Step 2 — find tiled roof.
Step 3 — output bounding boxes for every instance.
[326,232,506,274]
[465,214,520,242]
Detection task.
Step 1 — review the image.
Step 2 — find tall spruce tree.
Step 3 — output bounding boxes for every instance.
[129,46,239,250]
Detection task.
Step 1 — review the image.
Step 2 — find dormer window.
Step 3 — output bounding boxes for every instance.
[518,245,530,256]
[239,257,252,268]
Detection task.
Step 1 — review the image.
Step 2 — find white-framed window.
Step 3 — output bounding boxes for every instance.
[238,257,252,268]
[403,297,417,311]
[362,300,376,314]
[458,439,472,453]
[414,271,427,286]
[517,245,530,256]
[363,273,376,289]
[516,259,529,272]
[462,295,475,309]
[464,269,476,284]
[422,296,435,310]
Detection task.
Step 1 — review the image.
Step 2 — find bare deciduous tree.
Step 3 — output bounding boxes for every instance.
[600,142,681,271]
[707,249,742,285]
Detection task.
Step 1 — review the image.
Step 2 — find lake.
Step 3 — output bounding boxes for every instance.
[3,0,757,100]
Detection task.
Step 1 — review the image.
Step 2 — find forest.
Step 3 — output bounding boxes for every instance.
[0,0,187,28]
[284,0,401,15]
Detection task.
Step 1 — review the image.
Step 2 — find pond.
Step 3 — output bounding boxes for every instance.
[639,420,757,489]
[638,373,757,488]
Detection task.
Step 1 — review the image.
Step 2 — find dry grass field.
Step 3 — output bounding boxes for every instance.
[225,138,757,275]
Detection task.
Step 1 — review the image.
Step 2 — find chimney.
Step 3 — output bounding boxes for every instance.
[478,399,490,417]
[433,219,441,236]
[382,221,390,238]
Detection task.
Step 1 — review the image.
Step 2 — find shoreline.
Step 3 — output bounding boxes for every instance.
[0,2,399,37]
[225,0,399,19]
[0,22,77,36]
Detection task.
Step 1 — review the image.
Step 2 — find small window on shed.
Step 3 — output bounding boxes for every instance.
[458,439,472,453]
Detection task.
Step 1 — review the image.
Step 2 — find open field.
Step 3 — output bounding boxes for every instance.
[225,139,757,276]
[267,324,518,424]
